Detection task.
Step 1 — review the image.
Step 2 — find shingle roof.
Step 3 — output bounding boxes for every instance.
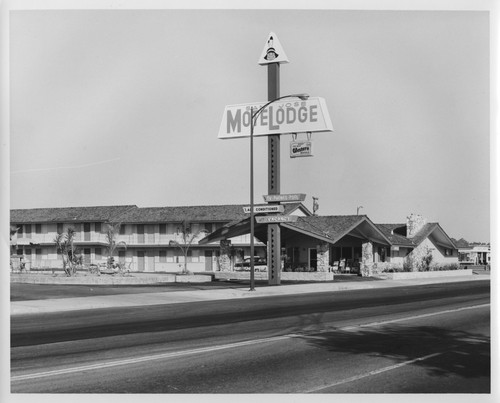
[10,205,137,223]
[410,223,440,246]
[288,215,366,241]
[289,215,365,239]
[376,224,415,247]
[10,203,310,225]
[452,238,470,248]
[117,205,248,223]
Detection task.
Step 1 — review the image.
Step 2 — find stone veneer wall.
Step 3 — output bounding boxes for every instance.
[317,242,330,272]
[360,241,374,277]
[218,241,232,271]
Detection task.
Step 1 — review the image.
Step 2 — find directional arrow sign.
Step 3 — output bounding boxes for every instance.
[256,215,299,223]
[219,97,333,139]
[263,193,306,202]
[243,205,285,214]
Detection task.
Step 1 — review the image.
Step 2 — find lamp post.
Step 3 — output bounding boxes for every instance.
[249,93,309,291]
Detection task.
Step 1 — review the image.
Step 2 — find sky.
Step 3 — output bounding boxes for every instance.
[3,0,495,243]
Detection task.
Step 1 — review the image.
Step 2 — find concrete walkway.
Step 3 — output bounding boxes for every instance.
[10,275,489,316]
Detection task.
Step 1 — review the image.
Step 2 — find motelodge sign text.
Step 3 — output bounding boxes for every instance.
[218,97,333,139]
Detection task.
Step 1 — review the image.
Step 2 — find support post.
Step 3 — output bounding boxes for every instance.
[267,62,281,285]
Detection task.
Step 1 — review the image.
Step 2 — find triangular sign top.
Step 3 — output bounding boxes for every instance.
[258,32,289,65]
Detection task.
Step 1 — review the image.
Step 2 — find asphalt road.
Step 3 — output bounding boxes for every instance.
[10,280,490,393]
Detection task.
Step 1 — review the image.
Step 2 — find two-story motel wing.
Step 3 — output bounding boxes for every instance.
[11,204,459,274]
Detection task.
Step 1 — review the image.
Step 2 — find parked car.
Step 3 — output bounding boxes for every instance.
[235,257,267,271]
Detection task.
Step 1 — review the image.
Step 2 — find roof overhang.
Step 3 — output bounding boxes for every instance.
[199,215,392,246]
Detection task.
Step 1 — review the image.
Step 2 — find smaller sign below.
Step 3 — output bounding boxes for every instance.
[263,193,306,202]
[290,141,313,158]
[243,205,285,214]
[256,215,299,223]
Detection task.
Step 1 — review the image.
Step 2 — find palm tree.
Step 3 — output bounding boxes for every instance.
[54,227,79,276]
[169,221,208,274]
[105,223,127,269]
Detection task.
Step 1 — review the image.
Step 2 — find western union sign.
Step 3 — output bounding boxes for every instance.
[219,97,333,139]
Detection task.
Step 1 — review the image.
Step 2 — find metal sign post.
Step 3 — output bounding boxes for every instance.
[266,52,282,285]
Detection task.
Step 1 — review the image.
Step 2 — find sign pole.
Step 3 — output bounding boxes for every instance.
[249,107,255,291]
[267,62,281,285]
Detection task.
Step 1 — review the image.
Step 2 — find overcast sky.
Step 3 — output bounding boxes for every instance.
[4,1,494,242]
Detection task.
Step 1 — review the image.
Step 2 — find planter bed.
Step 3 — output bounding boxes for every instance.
[214,271,334,282]
[10,272,212,285]
[375,269,473,280]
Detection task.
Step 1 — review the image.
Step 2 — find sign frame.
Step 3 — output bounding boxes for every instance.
[219,97,333,139]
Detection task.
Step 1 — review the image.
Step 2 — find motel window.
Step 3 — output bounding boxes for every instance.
[35,224,42,234]
[36,248,42,257]
[159,224,167,235]
[95,222,102,233]
[95,248,102,260]
[159,250,167,263]
[16,249,23,256]
[25,248,32,257]
[17,225,23,238]
[57,223,63,234]
[25,224,31,235]
[120,224,126,235]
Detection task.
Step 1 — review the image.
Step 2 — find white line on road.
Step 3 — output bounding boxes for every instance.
[338,303,490,331]
[11,303,489,383]
[11,335,291,382]
[305,352,443,393]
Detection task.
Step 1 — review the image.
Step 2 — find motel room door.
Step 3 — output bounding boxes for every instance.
[137,251,145,272]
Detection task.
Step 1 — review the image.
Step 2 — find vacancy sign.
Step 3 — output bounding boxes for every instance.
[256,215,298,223]
[218,97,333,139]
[243,205,285,214]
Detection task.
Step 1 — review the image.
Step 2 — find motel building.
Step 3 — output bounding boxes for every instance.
[10,203,460,276]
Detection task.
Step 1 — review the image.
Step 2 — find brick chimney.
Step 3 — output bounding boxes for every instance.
[406,214,427,238]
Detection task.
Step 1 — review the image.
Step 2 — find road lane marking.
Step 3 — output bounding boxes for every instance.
[11,335,291,382]
[338,303,490,331]
[12,303,489,383]
[305,352,443,393]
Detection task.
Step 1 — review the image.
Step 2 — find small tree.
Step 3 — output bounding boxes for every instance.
[54,227,81,276]
[10,226,19,256]
[104,223,127,269]
[169,221,208,274]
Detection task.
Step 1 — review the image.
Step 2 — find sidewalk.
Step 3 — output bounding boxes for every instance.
[10,274,489,316]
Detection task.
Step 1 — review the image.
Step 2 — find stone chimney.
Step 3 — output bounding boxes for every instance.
[406,214,427,238]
